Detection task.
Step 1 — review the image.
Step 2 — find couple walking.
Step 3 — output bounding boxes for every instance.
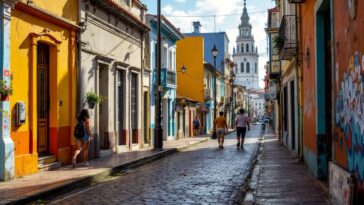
[215,109,250,149]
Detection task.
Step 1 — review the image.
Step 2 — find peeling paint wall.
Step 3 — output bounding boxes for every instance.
[333,0,364,203]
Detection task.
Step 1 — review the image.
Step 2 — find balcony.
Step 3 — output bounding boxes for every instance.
[161,68,176,88]
[279,15,297,60]
[204,89,212,101]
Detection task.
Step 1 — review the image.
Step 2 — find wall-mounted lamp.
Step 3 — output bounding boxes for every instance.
[179,65,187,74]
[305,46,310,66]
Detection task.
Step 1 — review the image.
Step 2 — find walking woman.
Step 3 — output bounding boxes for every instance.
[72,109,93,168]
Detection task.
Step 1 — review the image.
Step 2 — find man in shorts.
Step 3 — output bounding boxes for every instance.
[215,111,228,149]
[236,109,250,149]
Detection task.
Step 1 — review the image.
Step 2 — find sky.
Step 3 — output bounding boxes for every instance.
[141,0,276,88]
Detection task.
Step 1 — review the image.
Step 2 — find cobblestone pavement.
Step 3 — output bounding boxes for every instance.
[254,127,329,205]
[49,126,262,205]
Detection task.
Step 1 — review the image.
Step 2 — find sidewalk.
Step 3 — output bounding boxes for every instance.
[0,134,213,205]
[245,126,330,205]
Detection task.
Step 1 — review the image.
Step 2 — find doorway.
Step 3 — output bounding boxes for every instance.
[99,64,109,150]
[315,0,332,179]
[37,43,50,156]
[143,91,149,144]
[290,80,295,150]
[130,73,138,145]
[117,70,126,145]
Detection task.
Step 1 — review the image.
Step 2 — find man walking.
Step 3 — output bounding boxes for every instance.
[215,111,228,149]
[236,109,250,149]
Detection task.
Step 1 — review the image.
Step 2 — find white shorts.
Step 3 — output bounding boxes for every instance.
[216,128,225,136]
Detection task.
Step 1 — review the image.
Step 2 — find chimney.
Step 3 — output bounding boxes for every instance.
[193,21,201,33]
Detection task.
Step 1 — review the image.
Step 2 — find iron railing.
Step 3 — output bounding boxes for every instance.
[279,15,297,60]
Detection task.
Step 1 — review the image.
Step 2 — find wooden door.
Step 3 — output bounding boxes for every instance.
[37,43,50,155]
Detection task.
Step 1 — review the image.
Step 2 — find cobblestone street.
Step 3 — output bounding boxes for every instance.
[49,126,262,205]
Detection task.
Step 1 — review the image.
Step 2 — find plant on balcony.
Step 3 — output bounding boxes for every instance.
[85,92,104,109]
[0,79,13,101]
[273,35,284,52]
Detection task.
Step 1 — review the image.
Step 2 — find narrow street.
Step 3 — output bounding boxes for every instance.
[48,126,262,205]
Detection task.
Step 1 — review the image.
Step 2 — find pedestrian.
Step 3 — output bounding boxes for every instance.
[72,109,93,168]
[236,109,250,149]
[193,115,201,136]
[215,111,228,149]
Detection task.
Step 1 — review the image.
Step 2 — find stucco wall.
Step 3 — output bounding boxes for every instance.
[176,37,204,103]
[300,0,318,175]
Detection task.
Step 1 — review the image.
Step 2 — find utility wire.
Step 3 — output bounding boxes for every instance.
[164,10,267,18]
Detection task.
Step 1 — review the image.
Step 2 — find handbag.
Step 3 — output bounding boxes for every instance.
[211,132,217,139]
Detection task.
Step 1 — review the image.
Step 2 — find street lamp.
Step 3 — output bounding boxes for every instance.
[153,0,163,150]
[212,45,218,138]
[230,74,235,129]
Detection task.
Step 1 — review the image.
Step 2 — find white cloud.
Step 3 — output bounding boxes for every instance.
[161,1,269,88]
[175,0,186,2]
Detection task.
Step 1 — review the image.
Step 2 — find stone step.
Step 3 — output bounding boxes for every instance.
[38,162,62,172]
[100,149,112,158]
[38,155,56,165]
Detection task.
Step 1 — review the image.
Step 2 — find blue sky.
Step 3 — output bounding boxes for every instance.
[141,0,276,88]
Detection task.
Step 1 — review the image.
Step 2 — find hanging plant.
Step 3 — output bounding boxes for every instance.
[85,92,104,109]
[0,79,13,101]
[273,35,285,52]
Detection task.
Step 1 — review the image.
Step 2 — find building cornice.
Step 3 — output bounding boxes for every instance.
[15,2,80,31]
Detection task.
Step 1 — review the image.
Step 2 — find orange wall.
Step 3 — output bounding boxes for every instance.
[301,0,317,154]
[333,0,364,202]
[176,37,204,103]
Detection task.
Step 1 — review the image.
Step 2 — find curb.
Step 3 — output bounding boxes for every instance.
[6,138,210,205]
[242,129,265,205]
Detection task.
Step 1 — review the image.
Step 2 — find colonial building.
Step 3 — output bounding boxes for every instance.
[146,15,183,141]
[8,0,78,177]
[176,36,204,138]
[79,0,149,157]
[185,22,234,128]
[233,0,260,90]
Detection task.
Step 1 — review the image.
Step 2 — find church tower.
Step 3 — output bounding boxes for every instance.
[233,0,260,90]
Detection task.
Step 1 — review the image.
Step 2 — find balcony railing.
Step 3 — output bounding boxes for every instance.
[161,68,176,88]
[279,15,297,60]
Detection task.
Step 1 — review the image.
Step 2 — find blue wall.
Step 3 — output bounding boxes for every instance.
[185,32,229,74]
[0,2,15,181]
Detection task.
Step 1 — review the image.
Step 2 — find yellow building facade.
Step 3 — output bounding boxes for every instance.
[10,0,78,176]
[176,37,204,103]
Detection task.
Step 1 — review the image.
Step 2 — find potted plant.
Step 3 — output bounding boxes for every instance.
[85,92,103,109]
[273,35,285,52]
[0,79,13,101]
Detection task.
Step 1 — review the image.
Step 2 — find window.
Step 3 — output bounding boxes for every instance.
[252,44,254,52]
[246,44,249,52]
[154,42,157,69]
[241,44,244,53]
[247,62,250,73]
[235,67,238,74]
[240,62,244,73]
[131,73,138,129]
[168,50,172,70]
[255,63,257,74]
